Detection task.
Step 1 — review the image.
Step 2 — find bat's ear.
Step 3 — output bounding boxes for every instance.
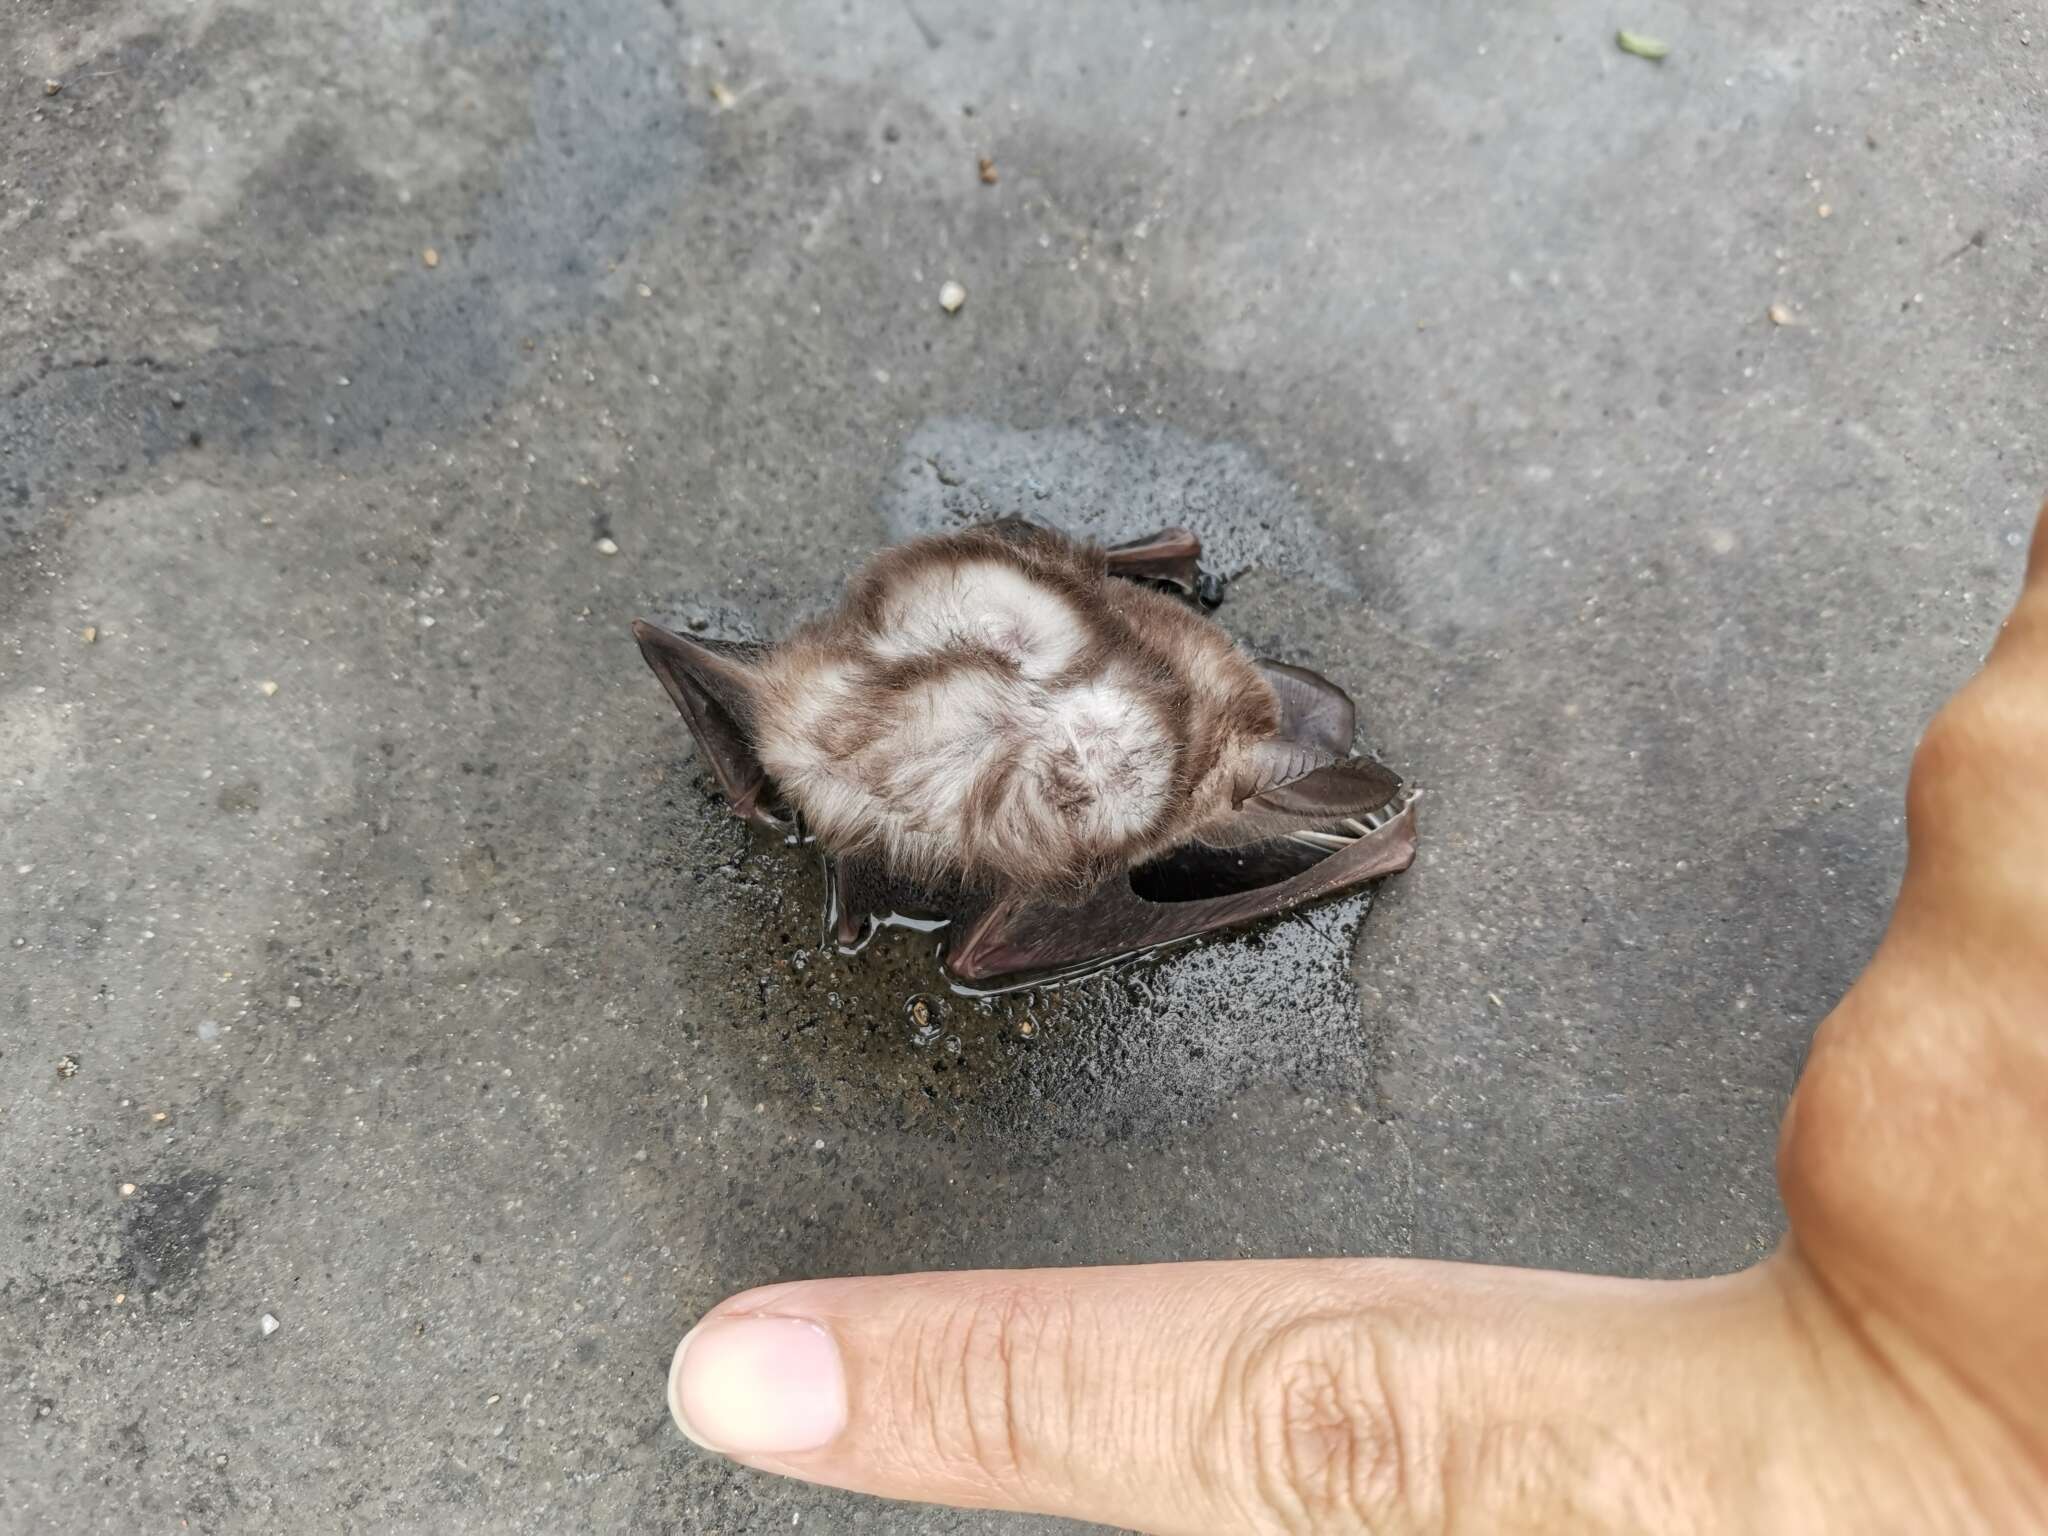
[631,620,784,828]
[1257,661,1356,757]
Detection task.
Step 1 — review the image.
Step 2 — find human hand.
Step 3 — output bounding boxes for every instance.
[665,504,2048,1533]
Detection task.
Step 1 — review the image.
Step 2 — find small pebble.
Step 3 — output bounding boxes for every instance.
[81,625,97,644]
[120,1183,137,1197]
[977,156,998,184]
[260,1313,280,1337]
[1768,304,1796,326]
[637,283,653,298]
[422,247,440,269]
[1818,203,1833,219]
[259,679,279,696]
[595,536,620,556]
[56,1056,79,1079]
[938,279,967,314]
[151,1111,168,1124]
[168,390,184,408]
[115,1294,126,1306]
[43,79,62,96]
[709,80,735,108]
[285,995,303,1010]
[486,1394,501,1406]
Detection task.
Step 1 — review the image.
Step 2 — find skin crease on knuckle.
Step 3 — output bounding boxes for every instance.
[1219,1311,1443,1535]
[1209,1303,1710,1536]
[894,1287,1077,1503]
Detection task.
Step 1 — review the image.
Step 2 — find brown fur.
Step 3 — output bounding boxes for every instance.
[744,525,1283,898]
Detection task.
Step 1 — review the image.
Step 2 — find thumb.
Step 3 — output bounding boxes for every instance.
[667,1258,1857,1533]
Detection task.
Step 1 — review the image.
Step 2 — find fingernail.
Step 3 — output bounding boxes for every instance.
[669,1315,848,1456]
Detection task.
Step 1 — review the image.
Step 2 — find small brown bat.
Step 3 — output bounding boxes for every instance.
[633,520,1416,986]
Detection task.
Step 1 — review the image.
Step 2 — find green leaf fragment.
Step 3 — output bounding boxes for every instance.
[1616,29,1672,60]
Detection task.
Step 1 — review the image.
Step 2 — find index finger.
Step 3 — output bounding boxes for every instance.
[665,1258,1829,1534]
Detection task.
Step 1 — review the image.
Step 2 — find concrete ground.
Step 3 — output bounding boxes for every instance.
[3,0,2043,1529]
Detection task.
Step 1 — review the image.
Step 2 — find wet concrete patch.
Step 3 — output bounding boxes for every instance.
[120,1170,229,1297]
[658,825,1387,1151]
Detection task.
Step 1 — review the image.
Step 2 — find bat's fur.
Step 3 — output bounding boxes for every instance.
[740,524,1282,896]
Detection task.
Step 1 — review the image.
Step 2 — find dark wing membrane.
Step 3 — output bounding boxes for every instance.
[943,802,1420,985]
[1102,526,1204,594]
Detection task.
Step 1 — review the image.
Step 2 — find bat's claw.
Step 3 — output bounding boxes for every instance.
[1287,788,1418,853]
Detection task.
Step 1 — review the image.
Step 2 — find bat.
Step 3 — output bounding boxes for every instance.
[633,520,1416,985]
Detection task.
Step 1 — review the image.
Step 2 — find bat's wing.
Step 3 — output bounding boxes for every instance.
[1103,526,1202,592]
[1104,525,1227,608]
[941,799,1418,986]
[631,619,785,829]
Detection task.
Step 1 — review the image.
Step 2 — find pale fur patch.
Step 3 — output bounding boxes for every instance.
[868,560,1085,680]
